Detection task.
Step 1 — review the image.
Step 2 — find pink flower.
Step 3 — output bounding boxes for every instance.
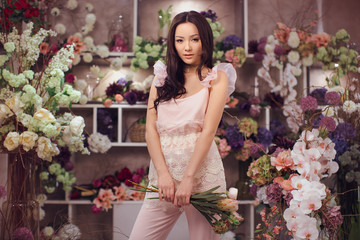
[250,104,261,117]
[136,168,146,176]
[131,174,142,184]
[113,186,126,201]
[104,98,113,108]
[300,96,318,111]
[92,205,102,214]
[270,149,294,171]
[12,227,33,240]
[115,94,124,103]
[92,178,102,188]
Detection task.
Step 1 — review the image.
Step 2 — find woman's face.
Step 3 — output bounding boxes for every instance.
[174,22,202,66]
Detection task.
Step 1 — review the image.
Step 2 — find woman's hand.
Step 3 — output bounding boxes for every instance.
[174,176,194,207]
[158,172,175,203]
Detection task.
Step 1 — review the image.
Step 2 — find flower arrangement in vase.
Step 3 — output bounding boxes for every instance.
[0,22,89,239]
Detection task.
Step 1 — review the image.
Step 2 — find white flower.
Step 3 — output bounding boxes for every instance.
[110,57,125,70]
[5,94,24,115]
[43,226,54,237]
[73,32,83,39]
[4,132,20,151]
[79,94,88,105]
[322,106,335,117]
[36,194,47,207]
[74,79,88,92]
[4,42,15,53]
[36,136,59,161]
[20,131,38,151]
[85,3,94,12]
[90,65,101,76]
[220,231,236,240]
[265,44,275,54]
[343,100,356,114]
[34,108,56,123]
[96,45,110,58]
[87,132,111,153]
[70,116,85,135]
[85,13,96,25]
[56,223,81,240]
[288,31,300,48]
[83,36,94,48]
[302,54,313,66]
[50,7,60,16]
[287,50,300,64]
[81,24,94,35]
[228,187,238,200]
[0,55,9,66]
[83,53,93,63]
[66,0,78,10]
[54,23,66,35]
[328,86,345,94]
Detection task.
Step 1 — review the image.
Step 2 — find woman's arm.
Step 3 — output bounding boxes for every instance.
[173,70,229,206]
[146,82,175,203]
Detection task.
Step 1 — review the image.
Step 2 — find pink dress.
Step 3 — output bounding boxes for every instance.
[145,61,237,209]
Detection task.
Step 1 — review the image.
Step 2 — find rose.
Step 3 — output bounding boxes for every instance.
[34,108,56,123]
[4,132,20,151]
[287,50,300,64]
[5,95,24,115]
[20,131,38,151]
[36,136,59,161]
[228,187,238,200]
[287,31,300,48]
[70,116,85,135]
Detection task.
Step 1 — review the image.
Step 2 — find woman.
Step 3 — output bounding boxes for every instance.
[129,10,236,240]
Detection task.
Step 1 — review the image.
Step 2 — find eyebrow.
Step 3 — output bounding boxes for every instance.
[175,34,200,38]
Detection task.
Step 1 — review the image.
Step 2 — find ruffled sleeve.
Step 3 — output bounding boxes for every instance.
[153,60,167,87]
[200,63,237,96]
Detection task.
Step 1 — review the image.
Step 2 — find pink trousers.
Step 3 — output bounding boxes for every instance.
[129,202,220,240]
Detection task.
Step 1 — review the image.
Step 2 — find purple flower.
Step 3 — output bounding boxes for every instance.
[222,34,243,49]
[270,120,286,137]
[264,92,284,108]
[92,178,102,188]
[330,122,357,140]
[248,40,258,54]
[250,143,264,158]
[312,114,324,127]
[200,9,217,22]
[274,45,285,56]
[300,96,318,111]
[124,91,138,105]
[253,52,264,62]
[132,174,142,184]
[92,205,102,214]
[259,36,267,44]
[0,185,6,199]
[257,42,266,54]
[310,88,327,105]
[116,77,128,87]
[225,125,244,151]
[12,227,33,240]
[256,127,273,148]
[56,147,71,167]
[266,183,282,204]
[283,192,293,206]
[132,90,148,102]
[325,91,341,105]
[239,102,251,113]
[322,206,344,231]
[249,96,261,105]
[250,184,258,198]
[136,168,146,176]
[319,116,337,132]
[331,138,349,159]
[64,161,74,171]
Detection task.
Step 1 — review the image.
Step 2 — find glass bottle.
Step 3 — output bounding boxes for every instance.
[108,15,129,52]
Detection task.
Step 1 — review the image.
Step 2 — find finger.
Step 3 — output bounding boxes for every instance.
[169,188,175,203]
[159,189,163,201]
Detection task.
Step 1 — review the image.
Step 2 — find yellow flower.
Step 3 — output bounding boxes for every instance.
[4,132,20,151]
[34,108,56,123]
[216,198,239,212]
[20,131,38,152]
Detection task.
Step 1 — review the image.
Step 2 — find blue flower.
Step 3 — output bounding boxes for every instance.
[270,120,286,137]
[256,127,273,148]
[222,34,243,49]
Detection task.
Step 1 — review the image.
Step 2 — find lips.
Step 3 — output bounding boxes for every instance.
[184,54,193,59]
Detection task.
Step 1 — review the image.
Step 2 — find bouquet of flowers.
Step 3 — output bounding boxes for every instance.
[247,128,343,239]
[215,117,272,160]
[130,182,244,234]
[70,167,148,213]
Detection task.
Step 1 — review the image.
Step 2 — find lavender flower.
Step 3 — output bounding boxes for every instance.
[225,125,244,151]
[257,42,266,54]
[259,36,267,43]
[200,9,218,22]
[12,227,33,240]
[248,40,258,54]
[270,120,286,137]
[116,77,128,87]
[238,102,251,113]
[222,35,243,49]
[256,127,273,148]
[253,52,264,62]
[312,114,324,127]
[310,88,327,105]
[300,96,318,111]
[331,138,349,159]
[266,183,282,204]
[319,116,337,132]
[325,91,341,105]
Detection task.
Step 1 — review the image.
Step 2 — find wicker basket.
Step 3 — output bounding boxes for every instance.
[129,123,146,142]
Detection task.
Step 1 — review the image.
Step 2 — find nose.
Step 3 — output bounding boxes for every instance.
[185,40,191,51]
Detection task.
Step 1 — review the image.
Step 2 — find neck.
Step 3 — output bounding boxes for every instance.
[184,65,198,74]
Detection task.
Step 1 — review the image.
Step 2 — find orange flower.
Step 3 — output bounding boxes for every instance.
[67,36,84,54]
[40,42,49,55]
[104,98,113,108]
[115,94,124,103]
[226,97,239,108]
[216,198,239,212]
[312,33,330,48]
[270,149,294,171]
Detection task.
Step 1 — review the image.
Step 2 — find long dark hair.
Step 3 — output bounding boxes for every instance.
[154,11,214,109]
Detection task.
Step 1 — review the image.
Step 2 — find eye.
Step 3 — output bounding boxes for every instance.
[192,38,200,42]
[176,39,183,43]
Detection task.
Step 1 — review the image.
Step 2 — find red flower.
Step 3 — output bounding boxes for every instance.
[102,175,120,188]
[92,178,102,188]
[116,167,132,182]
[24,8,39,18]
[65,73,75,84]
[4,8,14,17]
[50,43,59,53]
[14,0,30,10]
